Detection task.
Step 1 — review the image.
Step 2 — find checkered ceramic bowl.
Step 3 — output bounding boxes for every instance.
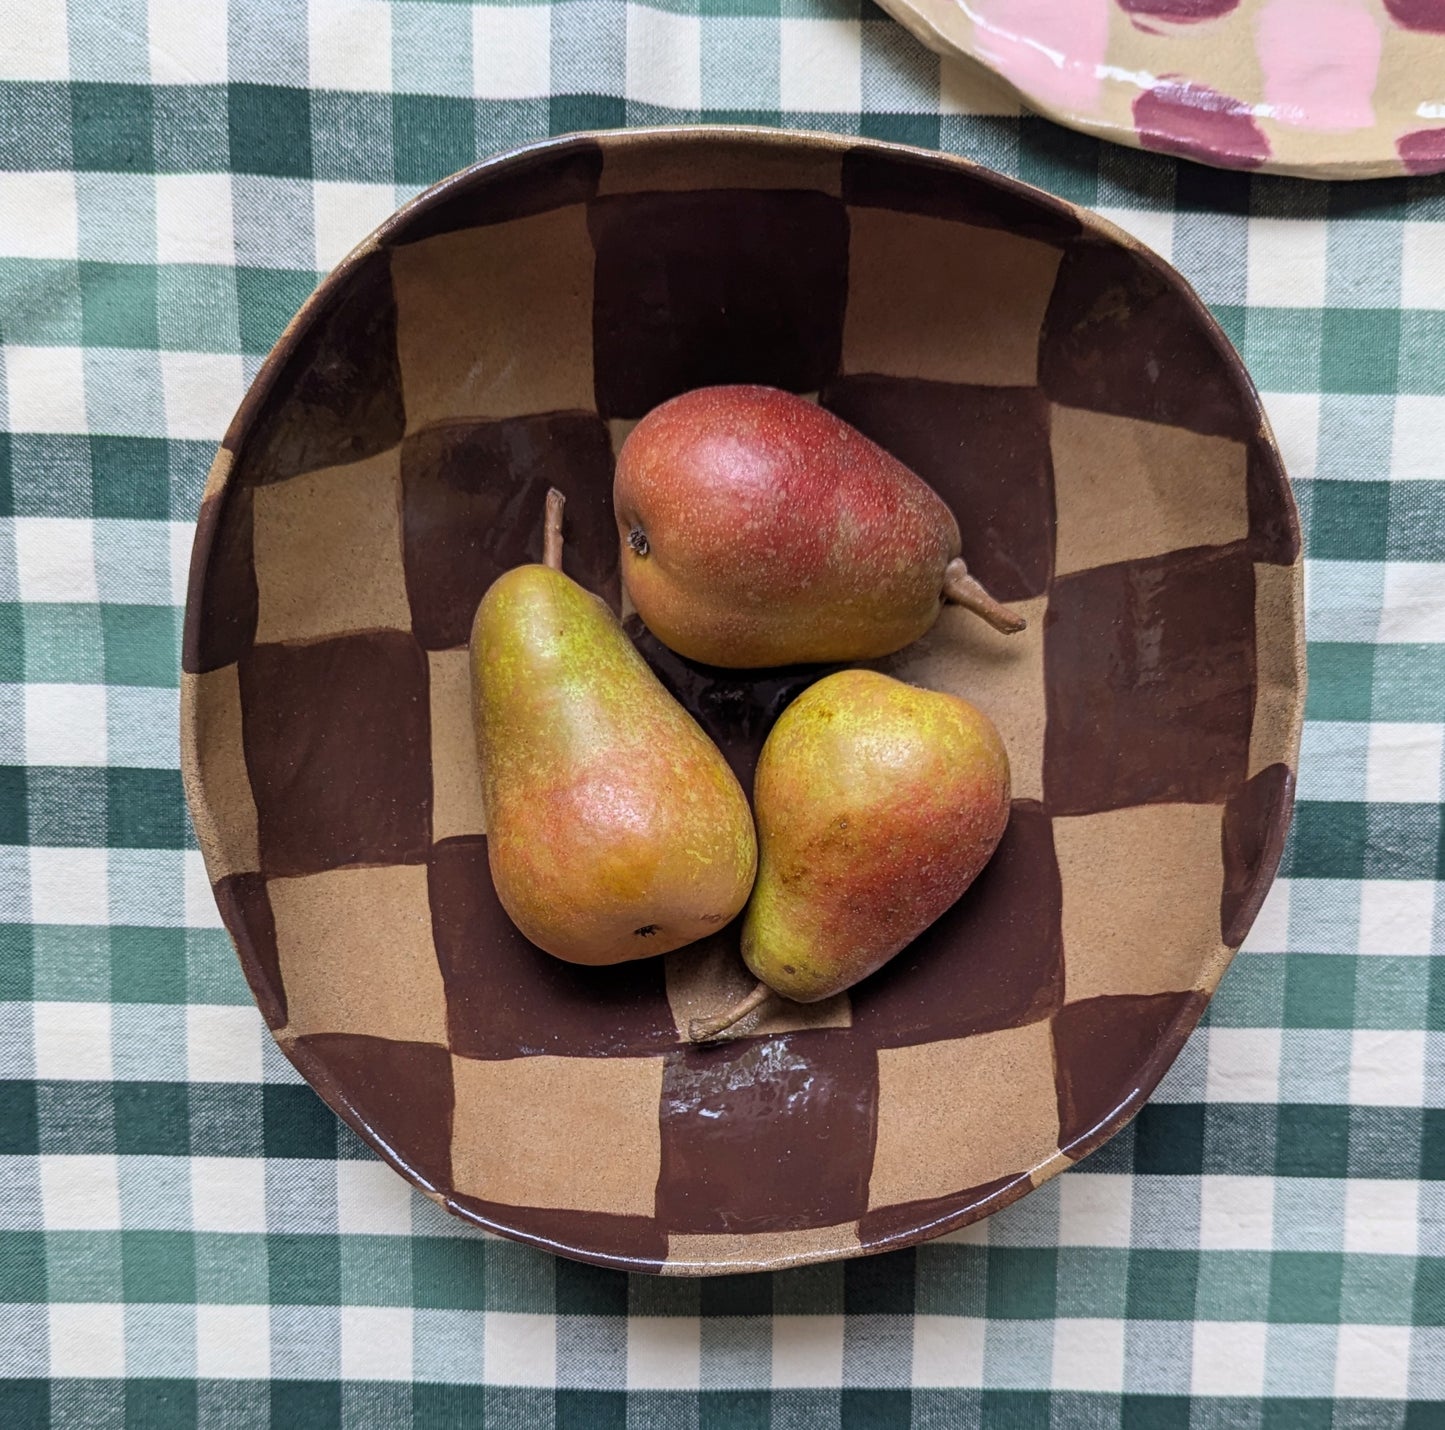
[180,128,1305,1275]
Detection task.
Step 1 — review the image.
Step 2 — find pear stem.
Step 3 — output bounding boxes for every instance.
[688,981,776,1043]
[942,558,1027,635]
[543,487,566,571]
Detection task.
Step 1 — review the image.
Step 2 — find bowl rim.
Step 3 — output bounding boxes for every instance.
[181,125,1306,1274]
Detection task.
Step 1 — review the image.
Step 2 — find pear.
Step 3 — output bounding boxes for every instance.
[691,669,1009,1039]
[614,385,1024,669]
[471,489,757,966]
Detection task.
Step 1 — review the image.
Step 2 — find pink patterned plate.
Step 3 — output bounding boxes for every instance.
[880,0,1445,178]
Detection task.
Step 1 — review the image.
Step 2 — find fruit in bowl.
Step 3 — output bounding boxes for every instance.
[471,489,756,965]
[613,385,1025,669]
[693,668,1011,1041]
[471,383,1022,1034]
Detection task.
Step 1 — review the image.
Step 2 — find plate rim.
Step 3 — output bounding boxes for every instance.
[874,0,1445,181]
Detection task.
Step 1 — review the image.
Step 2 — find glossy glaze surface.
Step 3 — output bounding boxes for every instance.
[181,129,1305,1273]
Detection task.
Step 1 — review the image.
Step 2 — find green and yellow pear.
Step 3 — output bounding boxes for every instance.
[692,669,1010,1037]
[471,489,757,966]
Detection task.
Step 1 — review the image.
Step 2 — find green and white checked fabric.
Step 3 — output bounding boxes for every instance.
[2,0,1444,1423]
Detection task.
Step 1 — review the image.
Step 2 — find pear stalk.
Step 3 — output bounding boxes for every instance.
[689,981,775,1042]
[942,558,1026,635]
[543,487,566,570]
[471,488,757,966]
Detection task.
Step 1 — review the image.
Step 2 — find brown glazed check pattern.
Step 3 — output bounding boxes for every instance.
[180,128,1305,1276]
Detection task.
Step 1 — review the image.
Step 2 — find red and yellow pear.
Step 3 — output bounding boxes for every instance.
[692,669,1010,1038]
[471,490,757,966]
[614,385,1024,669]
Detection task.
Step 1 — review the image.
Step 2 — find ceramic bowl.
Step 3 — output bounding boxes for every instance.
[881,0,1445,180]
[182,128,1304,1274]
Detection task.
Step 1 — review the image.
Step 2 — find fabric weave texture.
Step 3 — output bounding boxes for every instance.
[1,0,1443,1423]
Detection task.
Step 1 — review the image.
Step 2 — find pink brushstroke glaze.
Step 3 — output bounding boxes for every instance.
[1398,128,1445,174]
[1117,0,1239,19]
[1133,81,1271,167]
[1384,0,1445,34]
[968,0,1111,113]
[1256,0,1381,131]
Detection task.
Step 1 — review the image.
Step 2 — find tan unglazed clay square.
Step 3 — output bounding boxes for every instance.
[880,596,1048,801]
[201,447,232,506]
[664,1224,862,1275]
[664,936,850,1042]
[607,418,639,459]
[1051,406,1249,576]
[869,1020,1059,1208]
[450,1054,665,1215]
[181,664,260,878]
[1251,560,1304,778]
[392,206,595,430]
[251,448,411,644]
[269,864,448,1044]
[428,649,486,841]
[1053,803,1227,1003]
[843,207,1062,386]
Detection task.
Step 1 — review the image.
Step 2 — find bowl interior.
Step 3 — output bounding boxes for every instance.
[182,129,1303,1274]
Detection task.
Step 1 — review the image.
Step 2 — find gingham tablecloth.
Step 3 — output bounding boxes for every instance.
[2,1,1443,1424]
